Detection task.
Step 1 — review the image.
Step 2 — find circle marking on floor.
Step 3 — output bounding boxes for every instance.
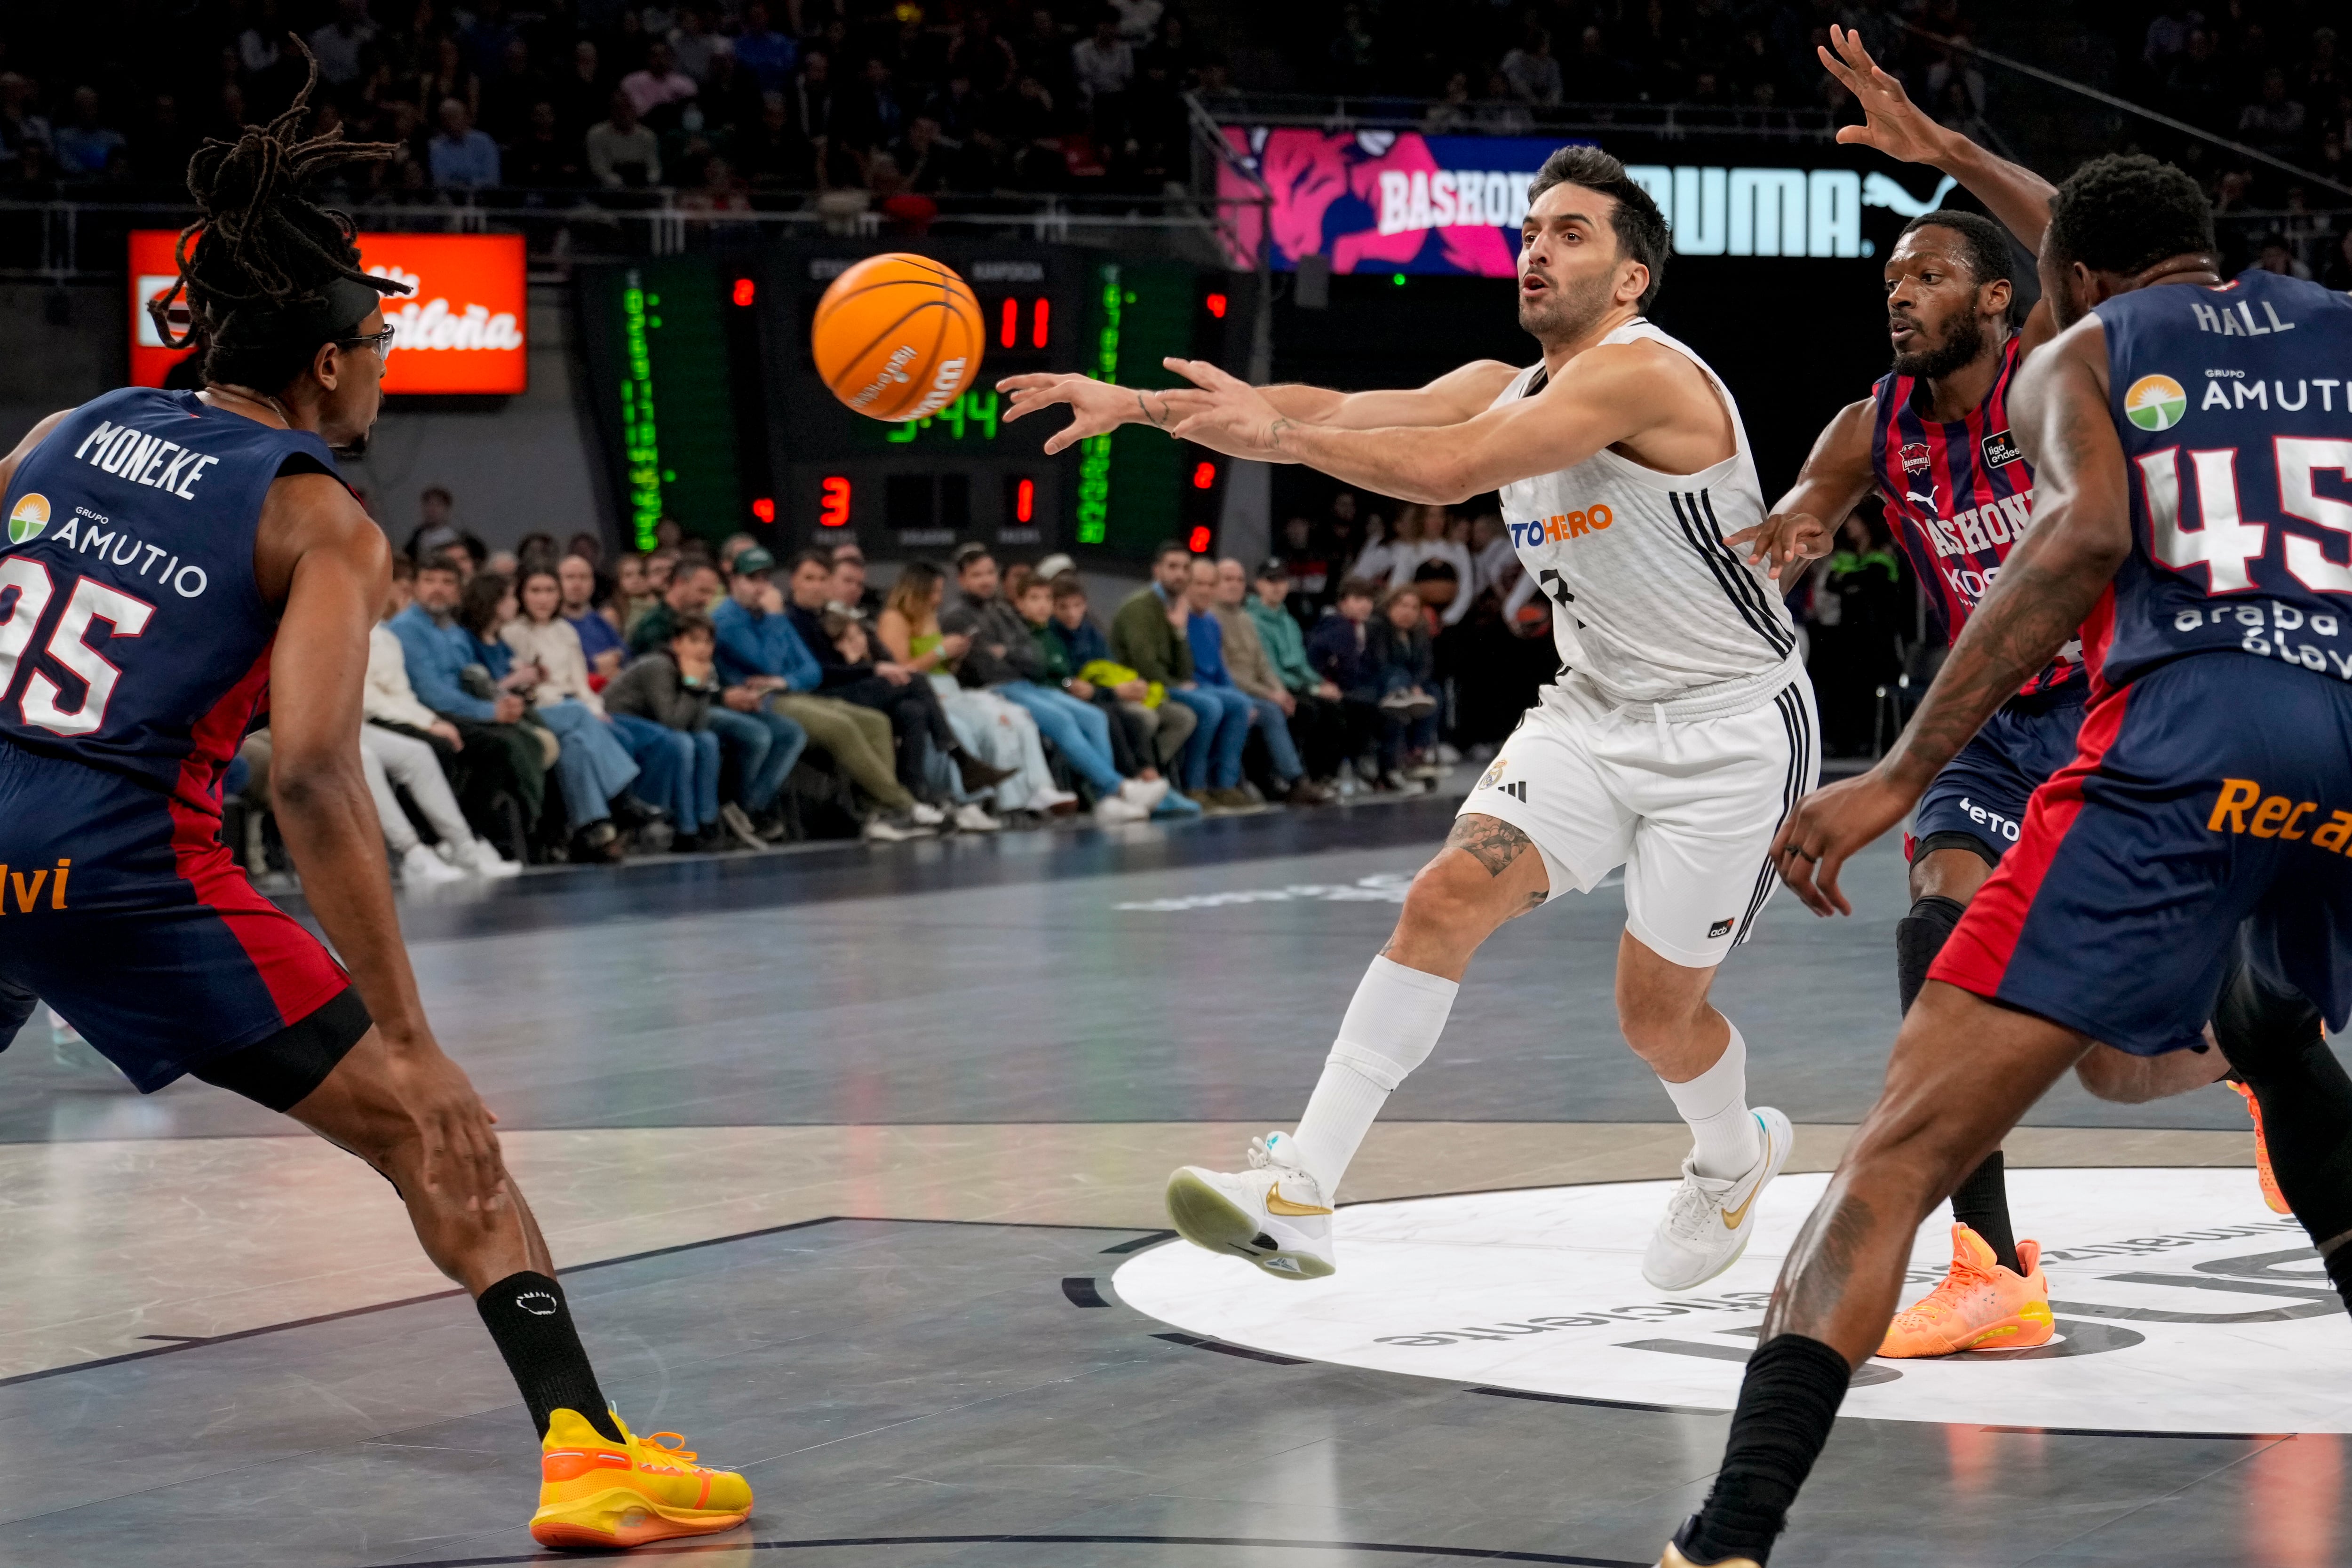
[1113,1167,2345,1432]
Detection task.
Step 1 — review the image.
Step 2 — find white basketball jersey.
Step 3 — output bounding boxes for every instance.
[1494,319,1798,715]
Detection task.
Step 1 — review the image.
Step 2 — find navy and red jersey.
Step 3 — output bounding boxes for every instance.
[0,387,338,815]
[2092,269,2352,694]
[1870,334,2081,697]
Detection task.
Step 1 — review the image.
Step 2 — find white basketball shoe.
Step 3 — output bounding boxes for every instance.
[1165,1131,1337,1281]
[1642,1107,1793,1292]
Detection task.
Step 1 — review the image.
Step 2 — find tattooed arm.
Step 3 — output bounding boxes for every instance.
[1766,317,2134,916]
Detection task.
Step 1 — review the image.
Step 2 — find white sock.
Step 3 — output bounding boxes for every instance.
[1660,1022,1762,1180]
[1289,956,1459,1195]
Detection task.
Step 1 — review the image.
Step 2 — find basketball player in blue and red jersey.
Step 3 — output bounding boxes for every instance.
[1660,154,2352,1568]
[0,60,749,1550]
[1729,27,2251,1363]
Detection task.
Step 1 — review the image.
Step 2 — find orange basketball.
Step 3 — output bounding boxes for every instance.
[810,253,985,422]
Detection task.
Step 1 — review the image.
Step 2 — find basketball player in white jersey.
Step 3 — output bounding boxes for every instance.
[1001,146,1818,1290]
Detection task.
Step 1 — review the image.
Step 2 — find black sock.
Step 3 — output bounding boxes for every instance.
[476,1271,623,1443]
[1685,1334,1852,1565]
[1948,1150,2021,1275]
[2326,1240,2352,1314]
[1893,894,1965,1015]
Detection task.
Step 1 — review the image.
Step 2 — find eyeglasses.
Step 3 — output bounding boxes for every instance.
[336,323,397,355]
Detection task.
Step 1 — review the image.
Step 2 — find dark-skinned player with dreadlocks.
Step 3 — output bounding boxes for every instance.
[0,49,751,1552]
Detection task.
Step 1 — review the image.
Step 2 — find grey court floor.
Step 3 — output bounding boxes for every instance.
[3,794,2346,1567]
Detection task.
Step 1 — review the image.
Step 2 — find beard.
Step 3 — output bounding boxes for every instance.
[1518,266,1619,343]
[1891,310,1986,381]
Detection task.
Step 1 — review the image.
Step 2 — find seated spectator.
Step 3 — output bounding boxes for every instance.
[621,41,701,123]
[829,540,884,617]
[942,543,1165,822]
[710,549,937,842]
[1245,557,1358,783]
[587,90,662,187]
[462,570,640,860]
[603,614,733,852]
[878,560,1078,817]
[1110,541,1242,801]
[1369,585,1441,786]
[1177,556,1271,809]
[1015,575,1146,783]
[780,547,1009,819]
[827,609,999,831]
[390,557,552,855]
[1307,577,1391,782]
[1044,573,1198,808]
[428,97,500,189]
[559,552,626,680]
[364,577,521,880]
[611,552,659,636]
[51,87,127,182]
[629,557,721,653]
[1213,558,1331,804]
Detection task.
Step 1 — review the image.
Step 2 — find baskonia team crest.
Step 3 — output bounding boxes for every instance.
[2125,374,2188,432]
[1899,442,1931,474]
[6,492,48,545]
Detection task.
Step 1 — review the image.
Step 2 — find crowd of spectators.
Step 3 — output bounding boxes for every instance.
[0,0,1212,205]
[2115,3,2352,284]
[235,482,1572,885]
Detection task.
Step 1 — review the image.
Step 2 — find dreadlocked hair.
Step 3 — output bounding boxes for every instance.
[157,37,405,394]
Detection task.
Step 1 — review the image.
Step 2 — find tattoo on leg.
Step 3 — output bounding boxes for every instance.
[1764,1191,1877,1343]
[1447,814,1534,878]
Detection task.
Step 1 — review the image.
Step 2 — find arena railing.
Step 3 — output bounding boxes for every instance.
[1194,92,1841,143]
[0,189,1260,283]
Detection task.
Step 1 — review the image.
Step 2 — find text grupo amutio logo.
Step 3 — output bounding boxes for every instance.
[128,231,529,394]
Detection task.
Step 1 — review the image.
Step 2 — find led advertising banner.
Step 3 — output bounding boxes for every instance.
[128,231,529,393]
[1217,126,1963,275]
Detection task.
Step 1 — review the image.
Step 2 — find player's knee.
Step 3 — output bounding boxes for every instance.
[1400,852,1495,932]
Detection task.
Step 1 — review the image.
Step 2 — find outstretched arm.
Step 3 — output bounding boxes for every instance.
[996,360,1518,456]
[1768,318,2132,914]
[1728,397,1878,583]
[257,474,506,1209]
[1153,345,1678,505]
[1820,25,2056,254]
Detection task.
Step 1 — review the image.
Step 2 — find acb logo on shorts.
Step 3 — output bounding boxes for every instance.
[7,492,48,545]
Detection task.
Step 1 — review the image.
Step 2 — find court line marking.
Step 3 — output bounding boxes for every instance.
[367,1531,1648,1568]
[0,1215,1162,1389]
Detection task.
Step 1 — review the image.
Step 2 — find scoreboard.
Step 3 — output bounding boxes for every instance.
[575,242,1235,561]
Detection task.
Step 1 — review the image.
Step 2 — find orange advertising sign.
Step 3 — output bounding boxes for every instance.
[128,231,528,394]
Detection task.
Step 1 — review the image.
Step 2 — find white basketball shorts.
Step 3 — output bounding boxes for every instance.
[1458,669,1820,967]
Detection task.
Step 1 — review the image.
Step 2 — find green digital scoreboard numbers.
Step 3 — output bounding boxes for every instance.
[576,257,749,552]
[579,245,1235,562]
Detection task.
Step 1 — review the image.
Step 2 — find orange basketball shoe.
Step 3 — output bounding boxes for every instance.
[529,1408,753,1549]
[2229,1079,2291,1215]
[1877,1223,2055,1358]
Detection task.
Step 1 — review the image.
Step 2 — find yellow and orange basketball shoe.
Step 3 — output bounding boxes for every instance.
[1877,1223,2055,1358]
[2229,1079,2291,1215]
[529,1408,753,1549]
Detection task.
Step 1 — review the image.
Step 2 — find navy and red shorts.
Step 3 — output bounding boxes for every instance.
[1934,652,2352,1057]
[1910,689,2087,863]
[0,740,359,1092]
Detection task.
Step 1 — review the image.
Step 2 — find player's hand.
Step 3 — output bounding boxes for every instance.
[1726,510,1835,583]
[389,1039,509,1214]
[1768,766,1917,916]
[998,372,1146,455]
[1160,358,1290,458]
[1820,25,1948,166]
